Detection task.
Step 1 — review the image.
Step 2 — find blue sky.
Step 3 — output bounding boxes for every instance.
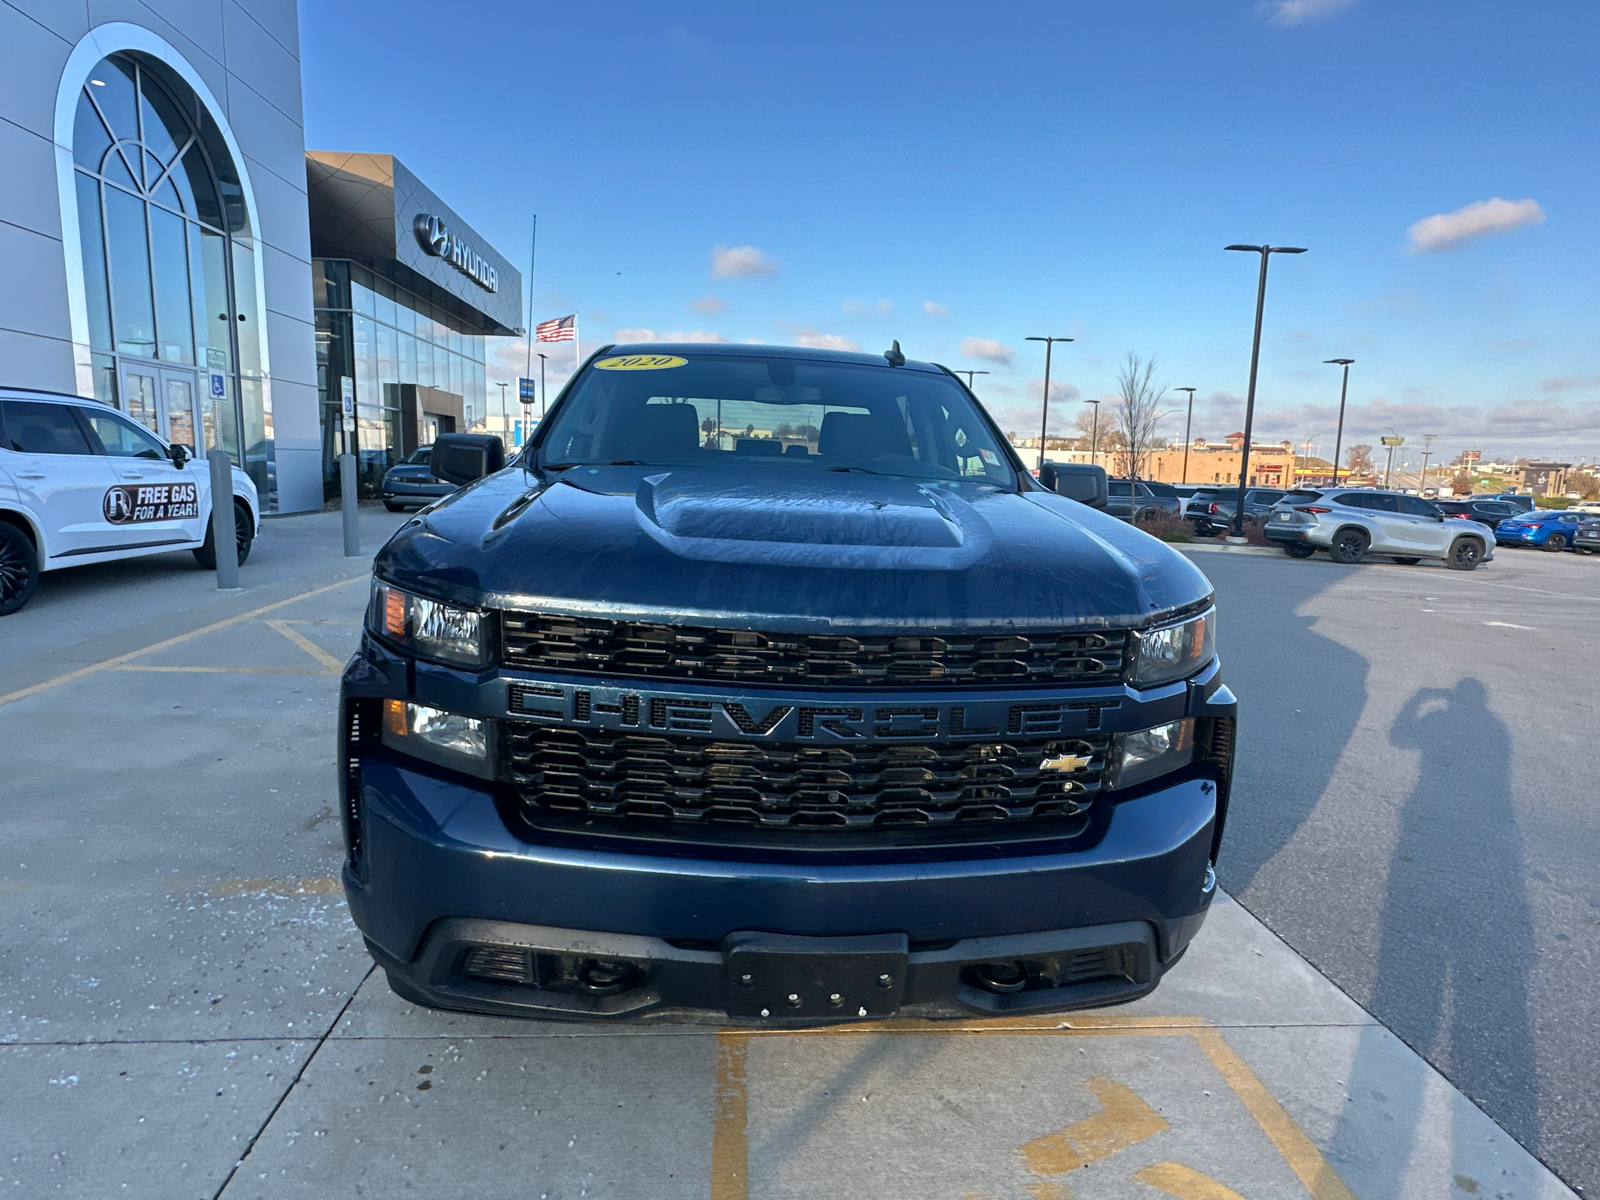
[300,0,1600,467]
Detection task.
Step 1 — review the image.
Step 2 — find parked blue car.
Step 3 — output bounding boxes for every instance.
[1493,510,1585,551]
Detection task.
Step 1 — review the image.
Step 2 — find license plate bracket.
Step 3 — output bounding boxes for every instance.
[722,932,908,1019]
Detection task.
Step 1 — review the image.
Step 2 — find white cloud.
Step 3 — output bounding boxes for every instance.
[793,328,861,352]
[1258,0,1358,26]
[962,337,1015,365]
[922,301,949,317]
[841,298,893,315]
[711,244,778,279]
[612,328,731,343]
[1027,378,1081,404]
[1542,374,1600,393]
[1406,198,1545,254]
[687,296,726,314]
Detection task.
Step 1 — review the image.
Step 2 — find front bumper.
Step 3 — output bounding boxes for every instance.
[345,757,1222,1021]
[339,645,1237,1023]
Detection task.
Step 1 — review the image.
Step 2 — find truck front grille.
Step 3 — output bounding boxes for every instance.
[500,613,1127,688]
[504,724,1109,829]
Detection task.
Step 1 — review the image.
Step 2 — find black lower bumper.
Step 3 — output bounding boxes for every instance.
[1262,525,1311,544]
[344,755,1222,1022]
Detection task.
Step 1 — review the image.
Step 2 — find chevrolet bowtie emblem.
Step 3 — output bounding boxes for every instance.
[1039,752,1093,773]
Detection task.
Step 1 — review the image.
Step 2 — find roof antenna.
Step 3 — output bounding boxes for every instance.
[884,340,906,367]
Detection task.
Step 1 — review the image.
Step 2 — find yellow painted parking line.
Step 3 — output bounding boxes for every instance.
[0,576,365,709]
[1191,1026,1357,1200]
[1134,1162,1251,1200]
[710,1031,749,1200]
[1022,1075,1168,1175]
[709,1014,1356,1200]
[112,664,330,676]
[263,617,347,673]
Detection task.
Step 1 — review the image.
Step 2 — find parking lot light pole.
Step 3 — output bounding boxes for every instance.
[1084,398,1102,467]
[1176,387,1197,483]
[537,353,549,417]
[953,369,990,392]
[1323,358,1354,490]
[1225,244,1306,539]
[1025,336,1073,471]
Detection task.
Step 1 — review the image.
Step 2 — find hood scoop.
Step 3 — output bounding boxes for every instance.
[634,470,991,570]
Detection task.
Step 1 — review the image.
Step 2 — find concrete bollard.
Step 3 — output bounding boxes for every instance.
[208,449,240,589]
[340,452,360,556]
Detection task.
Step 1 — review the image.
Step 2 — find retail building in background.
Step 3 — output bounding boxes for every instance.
[1,3,320,511]
[0,4,519,512]
[306,152,521,498]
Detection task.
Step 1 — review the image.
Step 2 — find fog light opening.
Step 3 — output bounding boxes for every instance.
[577,959,644,995]
[970,961,1029,994]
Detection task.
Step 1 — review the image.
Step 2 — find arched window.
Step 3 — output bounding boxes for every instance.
[70,52,260,459]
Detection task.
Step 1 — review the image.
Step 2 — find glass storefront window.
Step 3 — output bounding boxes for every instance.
[71,52,262,486]
[352,279,374,317]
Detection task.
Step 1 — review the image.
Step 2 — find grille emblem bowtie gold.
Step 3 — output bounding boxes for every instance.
[1039,752,1092,773]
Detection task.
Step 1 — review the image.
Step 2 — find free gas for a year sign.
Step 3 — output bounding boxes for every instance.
[103,482,200,524]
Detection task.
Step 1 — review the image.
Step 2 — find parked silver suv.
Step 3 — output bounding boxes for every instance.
[1264,489,1494,570]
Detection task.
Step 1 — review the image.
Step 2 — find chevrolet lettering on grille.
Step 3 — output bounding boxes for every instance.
[507,681,1123,741]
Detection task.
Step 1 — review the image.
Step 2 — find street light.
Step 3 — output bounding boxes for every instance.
[953,369,990,391]
[1175,387,1197,484]
[1224,244,1307,539]
[536,353,549,417]
[1322,358,1354,490]
[496,381,508,436]
[1083,398,1102,467]
[1025,336,1074,471]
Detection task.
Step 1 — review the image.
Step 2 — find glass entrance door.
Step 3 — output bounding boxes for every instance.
[118,362,202,454]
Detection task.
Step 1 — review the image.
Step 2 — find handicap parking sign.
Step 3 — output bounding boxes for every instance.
[209,373,226,398]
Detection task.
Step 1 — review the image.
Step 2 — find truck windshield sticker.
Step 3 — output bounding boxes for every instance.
[593,354,688,371]
[103,482,199,524]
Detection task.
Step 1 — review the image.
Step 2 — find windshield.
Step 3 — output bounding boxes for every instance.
[405,447,432,464]
[538,353,1016,486]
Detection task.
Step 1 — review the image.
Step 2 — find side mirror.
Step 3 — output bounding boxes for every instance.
[1046,463,1108,509]
[1037,462,1058,491]
[431,433,506,486]
[168,443,189,468]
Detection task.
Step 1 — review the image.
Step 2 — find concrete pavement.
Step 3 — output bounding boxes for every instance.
[0,511,1586,1198]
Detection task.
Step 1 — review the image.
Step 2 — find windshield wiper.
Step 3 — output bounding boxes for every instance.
[826,465,896,477]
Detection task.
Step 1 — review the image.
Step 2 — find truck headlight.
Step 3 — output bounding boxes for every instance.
[381,699,495,779]
[1131,609,1215,687]
[370,581,491,668]
[1108,719,1194,790]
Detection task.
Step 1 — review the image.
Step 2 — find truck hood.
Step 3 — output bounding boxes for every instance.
[373,466,1214,632]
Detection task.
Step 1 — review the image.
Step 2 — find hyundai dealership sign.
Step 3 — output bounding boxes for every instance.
[413,214,499,293]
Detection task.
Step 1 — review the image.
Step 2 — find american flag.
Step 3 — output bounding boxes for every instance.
[536,314,576,342]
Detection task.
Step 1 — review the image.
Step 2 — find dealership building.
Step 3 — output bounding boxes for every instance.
[0,1,520,512]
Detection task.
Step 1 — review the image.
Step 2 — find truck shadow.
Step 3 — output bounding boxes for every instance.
[1207,557,1369,899]
[1328,678,1540,1193]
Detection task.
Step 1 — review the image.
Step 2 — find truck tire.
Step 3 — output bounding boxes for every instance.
[1283,544,1316,558]
[1447,537,1484,571]
[1329,528,1368,564]
[0,522,41,616]
[193,500,255,569]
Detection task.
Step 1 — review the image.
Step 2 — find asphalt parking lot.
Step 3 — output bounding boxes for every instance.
[0,516,1591,1198]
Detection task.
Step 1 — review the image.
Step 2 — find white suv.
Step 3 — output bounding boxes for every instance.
[1264,488,1494,570]
[0,388,259,615]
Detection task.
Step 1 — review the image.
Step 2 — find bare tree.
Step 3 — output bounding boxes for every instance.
[1110,352,1167,478]
[1345,443,1374,476]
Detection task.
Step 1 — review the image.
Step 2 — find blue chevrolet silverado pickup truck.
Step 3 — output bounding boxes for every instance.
[338,342,1236,1023]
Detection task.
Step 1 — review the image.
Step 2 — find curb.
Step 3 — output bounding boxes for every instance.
[1175,542,1282,557]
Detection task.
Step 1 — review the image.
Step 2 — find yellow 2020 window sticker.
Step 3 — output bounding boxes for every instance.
[593,354,688,371]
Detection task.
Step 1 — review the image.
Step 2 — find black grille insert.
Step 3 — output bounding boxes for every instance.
[501,613,1128,688]
[505,723,1109,830]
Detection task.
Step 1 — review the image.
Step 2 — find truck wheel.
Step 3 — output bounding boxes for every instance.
[1447,538,1483,571]
[1329,528,1368,564]
[1391,556,1422,565]
[1283,544,1316,559]
[0,522,41,616]
[193,500,255,569]
[1542,533,1567,552]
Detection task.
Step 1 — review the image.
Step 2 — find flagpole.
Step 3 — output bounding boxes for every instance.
[574,314,581,376]
[523,214,537,383]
